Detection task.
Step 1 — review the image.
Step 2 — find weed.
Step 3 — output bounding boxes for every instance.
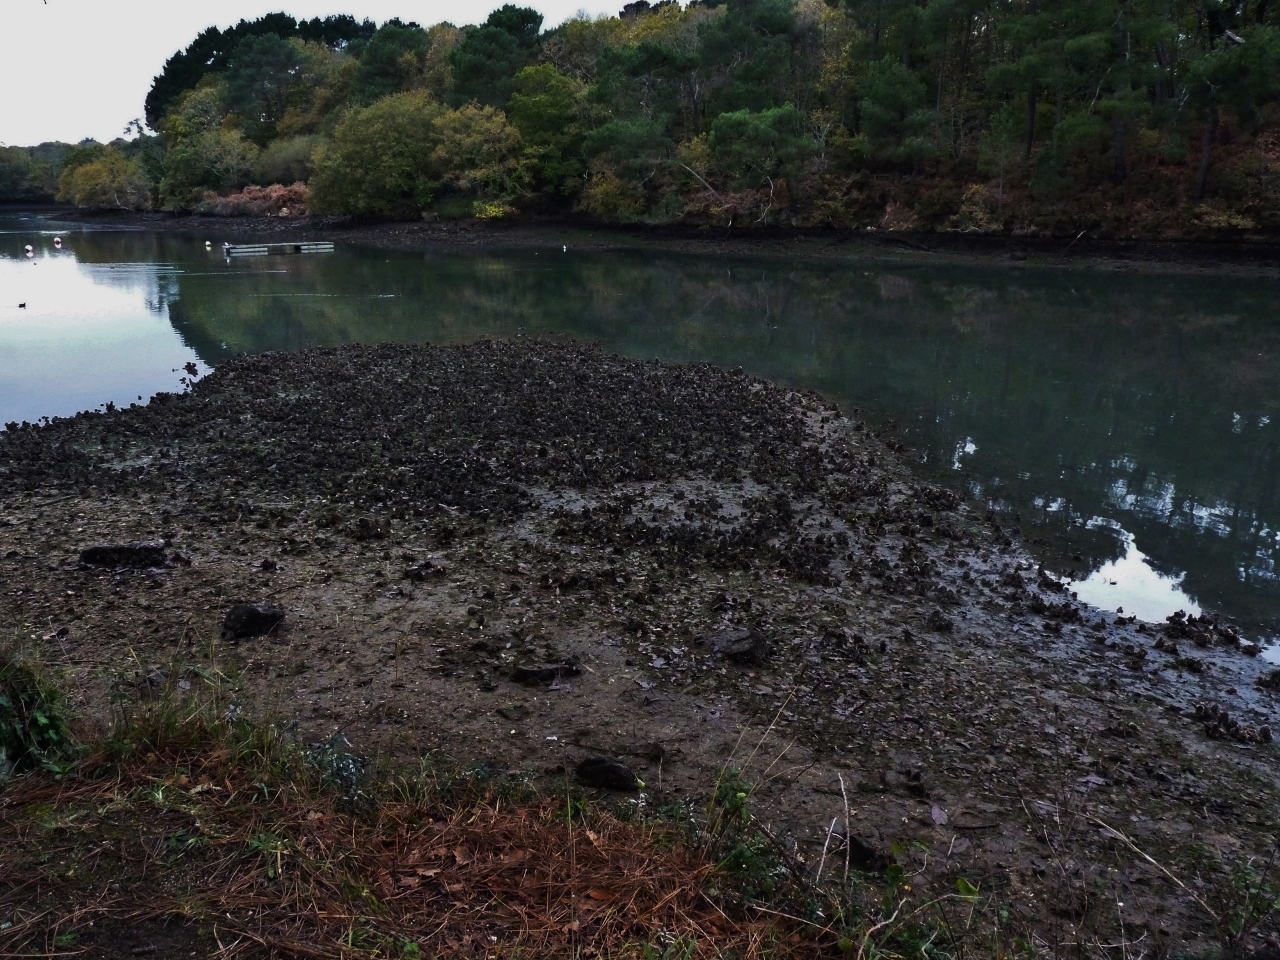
[307,731,369,808]
[0,645,75,780]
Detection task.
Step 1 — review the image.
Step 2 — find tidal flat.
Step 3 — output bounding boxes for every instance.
[2,339,1279,954]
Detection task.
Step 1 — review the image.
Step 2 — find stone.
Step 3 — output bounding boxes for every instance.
[511,663,580,684]
[222,603,285,639]
[705,626,767,664]
[79,542,166,568]
[575,756,639,791]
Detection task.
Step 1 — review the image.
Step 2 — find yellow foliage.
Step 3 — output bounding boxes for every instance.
[473,199,515,219]
[432,103,526,197]
[947,184,1002,233]
[57,149,149,210]
[579,171,646,222]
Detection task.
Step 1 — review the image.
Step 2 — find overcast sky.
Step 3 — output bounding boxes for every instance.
[2,0,618,146]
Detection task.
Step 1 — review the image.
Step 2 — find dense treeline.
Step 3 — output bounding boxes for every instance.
[33,1,1280,234]
[0,143,73,204]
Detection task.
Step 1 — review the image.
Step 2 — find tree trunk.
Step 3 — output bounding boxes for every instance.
[1195,100,1220,200]
[1024,84,1037,162]
[1112,111,1128,184]
[1258,0,1270,23]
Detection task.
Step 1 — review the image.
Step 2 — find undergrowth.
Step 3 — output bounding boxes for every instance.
[0,668,1034,959]
[0,641,76,781]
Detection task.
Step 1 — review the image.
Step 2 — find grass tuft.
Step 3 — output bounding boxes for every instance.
[0,643,76,780]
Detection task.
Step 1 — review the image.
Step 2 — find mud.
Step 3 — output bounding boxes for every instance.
[3,339,1279,953]
[57,208,1280,280]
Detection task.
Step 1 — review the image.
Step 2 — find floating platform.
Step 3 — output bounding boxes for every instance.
[223,241,335,258]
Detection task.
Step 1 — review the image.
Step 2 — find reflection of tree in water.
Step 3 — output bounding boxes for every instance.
[157,241,1280,631]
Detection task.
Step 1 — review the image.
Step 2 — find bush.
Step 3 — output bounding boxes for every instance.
[252,134,323,184]
[195,182,310,216]
[309,91,445,216]
[0,651,74,780]
[57,148,150,210]
[709,105,813,188]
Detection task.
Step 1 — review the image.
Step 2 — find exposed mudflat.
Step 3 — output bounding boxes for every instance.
[59,208,1280,279]
[3,339,1279,952]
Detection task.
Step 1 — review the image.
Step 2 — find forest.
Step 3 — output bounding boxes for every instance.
[7,0,1280,236]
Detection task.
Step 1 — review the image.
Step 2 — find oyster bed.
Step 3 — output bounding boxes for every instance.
[2,339,1279,951]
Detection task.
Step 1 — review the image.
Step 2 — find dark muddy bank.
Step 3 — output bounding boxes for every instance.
[2,340,1279,952]
[57,208,1280,279]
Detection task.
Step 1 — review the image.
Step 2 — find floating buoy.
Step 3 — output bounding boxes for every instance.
[563,245,567,252]
[205,240,212,249]
[53,236,62,247]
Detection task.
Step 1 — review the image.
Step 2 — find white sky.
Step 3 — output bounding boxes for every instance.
[1,0,618,146]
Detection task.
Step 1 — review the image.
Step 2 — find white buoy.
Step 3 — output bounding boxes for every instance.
[24,244,33,253]
[25,245,34,258]
[205,240,212,249]
[563,245,567,252]
[53,236,62,247]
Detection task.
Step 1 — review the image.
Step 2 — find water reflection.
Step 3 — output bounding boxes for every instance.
[2,212,1279,647]
[1069,521,1202,623]
[0,229,207,425]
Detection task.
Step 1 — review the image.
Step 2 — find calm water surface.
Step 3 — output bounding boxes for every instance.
[3,211,1279,651]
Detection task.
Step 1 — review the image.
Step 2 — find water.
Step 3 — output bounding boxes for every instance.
[3,211,1279,650]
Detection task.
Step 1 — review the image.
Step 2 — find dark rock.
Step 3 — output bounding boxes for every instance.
[575,756,639,790]
[927,608,954,633]
[705,626,767,664]
[511,662,580,684]
[79,541,166,568]
[1257,669,1280,692]
[222,603,285,639]
[847,834,892,873]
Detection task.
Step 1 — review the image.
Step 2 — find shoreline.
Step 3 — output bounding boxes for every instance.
[3,339,1279,951]
[46,207,1280,278]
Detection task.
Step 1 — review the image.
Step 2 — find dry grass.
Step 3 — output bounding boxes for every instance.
[0,707,837,960]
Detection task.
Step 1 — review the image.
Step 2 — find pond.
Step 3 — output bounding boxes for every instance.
[3,210,1279,653]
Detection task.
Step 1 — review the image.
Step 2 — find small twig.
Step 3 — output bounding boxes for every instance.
[839,772,851,885]
[816,817,838,884]
[675,162,722,201]
[857,899,905,960]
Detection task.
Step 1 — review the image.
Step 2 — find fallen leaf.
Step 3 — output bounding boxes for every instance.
[931,804,948,825]
[588,888,615,901]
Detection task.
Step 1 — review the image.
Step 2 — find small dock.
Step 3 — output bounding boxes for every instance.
[223,241,335,259]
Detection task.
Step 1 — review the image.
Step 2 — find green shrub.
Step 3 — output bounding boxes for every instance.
[0,652,74,780]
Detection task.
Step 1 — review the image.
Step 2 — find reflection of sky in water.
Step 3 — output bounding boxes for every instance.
[0,243,207,425]
[1068,520,1201,623]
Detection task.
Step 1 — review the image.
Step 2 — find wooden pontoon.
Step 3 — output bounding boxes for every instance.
[222,241,335,258]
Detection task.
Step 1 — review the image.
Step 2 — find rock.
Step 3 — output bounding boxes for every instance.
[847,834,892,873]
[575,756,639,790]
[222,603,285,639]
[79,541,166,568]
[705,626,767,664]
[927,608,954,633]
[511,663,580,684]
